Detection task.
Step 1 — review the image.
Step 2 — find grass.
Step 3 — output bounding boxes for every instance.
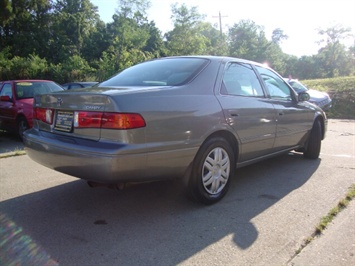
[0,148,26,158]
[294,184,355,255]
[302,76,355,119]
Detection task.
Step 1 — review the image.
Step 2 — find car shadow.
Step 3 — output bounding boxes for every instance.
[0,152,320,265]
[0,130,24,153]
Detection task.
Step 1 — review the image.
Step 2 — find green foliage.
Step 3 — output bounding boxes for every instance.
[61,55,95,83]
[228,20,269,61]
[0,0,13,26]
[302,76,355,92]
[302,76,355,119]
[0,47,12,80]
[165,3,209,56]
[0,53,49,80]
[0,0,353,93]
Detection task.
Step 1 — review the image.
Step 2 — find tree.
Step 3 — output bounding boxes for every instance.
[228,20,269,62]
[80,19,110,63]
[115,0,151,19]
[0,0,13,27]
[271,28,288,45]
[0,0,53,59]
[316,43,351,78]
[165,3,209,55]
[199,22,228,56]
[51,0,101,62]
[105,0,159,72]
[142,21,167,57]
[315,24,353,77]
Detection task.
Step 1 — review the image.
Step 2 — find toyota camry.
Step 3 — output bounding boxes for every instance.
[24,56,327,204]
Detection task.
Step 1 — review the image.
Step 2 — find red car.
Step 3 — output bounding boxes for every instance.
[0,80,64,139]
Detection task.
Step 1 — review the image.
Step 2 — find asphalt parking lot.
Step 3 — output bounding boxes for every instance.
[0,119,354,265]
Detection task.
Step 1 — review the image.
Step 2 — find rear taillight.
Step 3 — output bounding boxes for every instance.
[34,109,146,130]
[102,113,146,129]
[74,111,146,129]
[74,112,102,128]
[34,107,54,124]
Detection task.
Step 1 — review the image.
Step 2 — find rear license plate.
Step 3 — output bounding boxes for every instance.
[55,111,73,132]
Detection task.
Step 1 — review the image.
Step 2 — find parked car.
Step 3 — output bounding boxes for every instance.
[0,80,64,139]
[284,78,332,111]
[62,82,98,90]
[24,56,327,204]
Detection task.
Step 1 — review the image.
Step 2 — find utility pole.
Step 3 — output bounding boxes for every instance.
[212,11,228,36]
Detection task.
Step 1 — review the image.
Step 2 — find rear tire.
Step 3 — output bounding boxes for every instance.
[17,117,29,141]
[187,137,235,205]
[304,120,321,159]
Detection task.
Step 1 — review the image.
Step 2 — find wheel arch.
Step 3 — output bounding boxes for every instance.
[313,113,326,140]
[181,129,239,187]
[16,113,28,123]
[202,130,239,166]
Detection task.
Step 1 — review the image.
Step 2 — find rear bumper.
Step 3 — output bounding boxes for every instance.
[23,129,195,183]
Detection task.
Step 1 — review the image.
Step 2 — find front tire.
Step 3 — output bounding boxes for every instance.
[188,137,235,205]
[304,119,322,159]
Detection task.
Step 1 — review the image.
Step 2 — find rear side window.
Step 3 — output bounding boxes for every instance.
[100,58,209,87]
[221,63,264,97]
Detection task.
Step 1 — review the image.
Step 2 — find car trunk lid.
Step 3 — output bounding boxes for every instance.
[33,92,113,141]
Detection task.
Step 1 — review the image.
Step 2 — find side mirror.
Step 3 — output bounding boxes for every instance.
[298,92,310,102]
[0,95,11,102]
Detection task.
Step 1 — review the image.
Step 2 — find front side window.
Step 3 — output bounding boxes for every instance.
[221,63,264,97]
[255,66,292,101]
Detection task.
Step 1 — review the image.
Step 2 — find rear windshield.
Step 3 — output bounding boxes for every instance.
[15,81,63,99]
[100,58,209,87]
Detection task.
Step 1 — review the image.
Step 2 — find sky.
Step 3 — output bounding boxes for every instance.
[91,0,355,57]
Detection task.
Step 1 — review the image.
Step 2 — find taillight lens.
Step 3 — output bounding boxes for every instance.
[34,109,146,130]
[34,107,54,124]
[74,111,146,129]
[74,112,102,128]
[102,113,146,129]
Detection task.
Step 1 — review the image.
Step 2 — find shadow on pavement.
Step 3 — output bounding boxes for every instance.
[0,130,24,153]
[0,153,320,265]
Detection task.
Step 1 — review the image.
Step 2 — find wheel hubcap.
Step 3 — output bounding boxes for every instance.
[202,147,230,195]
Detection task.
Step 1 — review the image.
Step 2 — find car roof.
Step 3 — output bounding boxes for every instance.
[63,81,98,84]
[163,55,267,66]
[2,79,54,83]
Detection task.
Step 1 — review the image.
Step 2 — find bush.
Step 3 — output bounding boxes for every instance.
[302,76,355,119]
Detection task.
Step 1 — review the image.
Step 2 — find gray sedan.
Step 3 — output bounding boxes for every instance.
[24,56,327,204]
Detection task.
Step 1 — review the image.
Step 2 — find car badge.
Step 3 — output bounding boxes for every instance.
[57,98,63,107]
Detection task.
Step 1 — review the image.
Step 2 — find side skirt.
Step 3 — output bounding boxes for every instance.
[236,145,302,169]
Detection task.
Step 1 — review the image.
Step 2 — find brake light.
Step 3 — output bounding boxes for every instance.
[34,107,54,124]
[74,112,102,128]
[74,111,146,129]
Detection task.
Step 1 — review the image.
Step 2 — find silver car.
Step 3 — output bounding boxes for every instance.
[24,56,327,204]
[284,78,332,111]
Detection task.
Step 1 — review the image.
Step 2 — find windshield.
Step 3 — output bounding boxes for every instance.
[15,81,64,99]
[287,80,308,93]
[100,58,209,87]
